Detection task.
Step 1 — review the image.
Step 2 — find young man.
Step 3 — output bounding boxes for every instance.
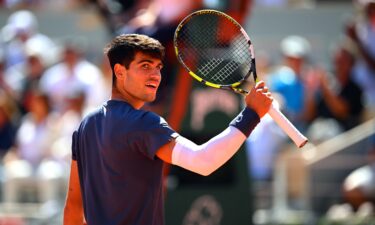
[63,34,273,225]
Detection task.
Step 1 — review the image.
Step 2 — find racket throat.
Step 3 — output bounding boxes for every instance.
[233,59,258,95]
[232,79,253,95]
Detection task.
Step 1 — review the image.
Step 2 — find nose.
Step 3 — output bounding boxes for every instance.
[150,68,161,78]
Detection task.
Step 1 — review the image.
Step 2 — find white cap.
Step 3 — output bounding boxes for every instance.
[7,10,38,35]
[280,35,311,58]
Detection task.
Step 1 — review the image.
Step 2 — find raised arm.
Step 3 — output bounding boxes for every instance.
[156,81,273,176]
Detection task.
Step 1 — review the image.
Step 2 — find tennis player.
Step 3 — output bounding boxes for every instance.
[63,34,273,225]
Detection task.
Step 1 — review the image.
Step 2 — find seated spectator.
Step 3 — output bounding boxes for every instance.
[1,10,57,69]
[4,41,49,114]
[39,36,108,115]
[51,88,86,169]
[2,90,63,203]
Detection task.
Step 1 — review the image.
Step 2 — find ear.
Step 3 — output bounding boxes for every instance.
[114,63,126,80]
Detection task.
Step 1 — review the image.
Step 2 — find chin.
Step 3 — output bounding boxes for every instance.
[145,95,157,103]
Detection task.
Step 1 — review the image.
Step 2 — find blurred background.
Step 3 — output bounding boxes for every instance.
[0,0,374,224]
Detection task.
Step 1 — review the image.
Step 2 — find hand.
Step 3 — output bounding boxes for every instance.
[304,67,327,94]
[317,68,330,90]
[245,80,273,118]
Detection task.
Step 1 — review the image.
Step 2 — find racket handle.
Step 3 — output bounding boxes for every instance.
[267,103,308,148]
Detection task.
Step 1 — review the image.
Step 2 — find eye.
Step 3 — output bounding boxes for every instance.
[157,64,163,71]
[141,64,150,70]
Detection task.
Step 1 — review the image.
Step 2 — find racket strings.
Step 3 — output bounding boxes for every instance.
[176,13,253,85]
[197,58,240,83]
[198,58,223,77]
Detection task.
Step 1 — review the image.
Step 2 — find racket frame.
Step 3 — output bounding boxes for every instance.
[174,9,308,148]
[174,9,257,95]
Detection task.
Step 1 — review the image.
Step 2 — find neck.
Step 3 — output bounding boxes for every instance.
[110,87,144,109]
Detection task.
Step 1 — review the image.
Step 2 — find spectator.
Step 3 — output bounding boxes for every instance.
[51,88,86,170]
[1,10,57,69]
[39,36,108,115]
[268,35,312,131]
[90,0,151,35]
[346,0,375,118]
[305,42,364,143]
[4,41,49,114]
[246,51,286,182]
[2,90,63,203]
[118,0,201,37]
[343,138,375,212]
[116,0,203,116]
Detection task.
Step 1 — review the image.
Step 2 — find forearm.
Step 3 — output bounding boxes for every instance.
[172,127,245,176]
[172,108,260,176]
[322,86,349,119]
[302,92,317,121]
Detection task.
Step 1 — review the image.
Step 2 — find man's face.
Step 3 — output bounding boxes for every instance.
[116,52,163,107]
[285,56,304,75]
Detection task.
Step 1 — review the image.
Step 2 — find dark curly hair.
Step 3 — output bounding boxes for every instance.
[104,34,165,86]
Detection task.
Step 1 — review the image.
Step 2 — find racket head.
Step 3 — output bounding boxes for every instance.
[174,9,257,93]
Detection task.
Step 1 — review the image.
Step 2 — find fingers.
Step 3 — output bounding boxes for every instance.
[245,80,274,118]
[255,80,265,89]
[255,80,269,92]
[257,86,269,93]
[254,80,270,94]
[265,91,273,98]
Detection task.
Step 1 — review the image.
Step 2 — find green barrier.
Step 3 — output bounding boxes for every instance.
[165,83,253,225]
[165,147,252,225]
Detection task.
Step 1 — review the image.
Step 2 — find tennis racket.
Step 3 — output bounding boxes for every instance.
[174,9,308,148]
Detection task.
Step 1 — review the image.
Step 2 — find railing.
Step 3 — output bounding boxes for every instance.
[267,118,375,224]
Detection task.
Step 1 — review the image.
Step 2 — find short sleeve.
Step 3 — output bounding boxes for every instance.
[130,113,178,160]
[146,117,178,156]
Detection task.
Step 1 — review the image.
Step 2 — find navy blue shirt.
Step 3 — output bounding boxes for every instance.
[72,100,177,225]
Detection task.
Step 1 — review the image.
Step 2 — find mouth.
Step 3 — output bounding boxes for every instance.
[145,82,159,90]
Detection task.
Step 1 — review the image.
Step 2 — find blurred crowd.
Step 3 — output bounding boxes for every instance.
[0,0,90,10]
[0,7,110,206]
[245,0,375,222]
[0,0,374,224]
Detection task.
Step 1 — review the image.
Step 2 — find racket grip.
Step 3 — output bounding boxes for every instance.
[267,103,308,148]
